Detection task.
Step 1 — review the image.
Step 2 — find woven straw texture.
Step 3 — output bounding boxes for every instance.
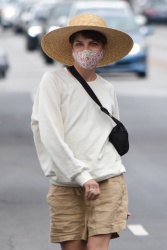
[41,14,133,66]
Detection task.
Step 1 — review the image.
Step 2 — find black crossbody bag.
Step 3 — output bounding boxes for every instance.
[67,66,129,156]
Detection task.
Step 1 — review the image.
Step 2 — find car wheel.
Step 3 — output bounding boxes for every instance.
[137,72,147,78]
[26,37,38,51]
[13,25,23,34]
[45,55,54,64]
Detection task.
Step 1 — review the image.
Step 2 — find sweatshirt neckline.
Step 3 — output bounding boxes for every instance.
[64,67,99,85]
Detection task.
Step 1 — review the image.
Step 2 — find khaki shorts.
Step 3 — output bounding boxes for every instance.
[46,174,128,243]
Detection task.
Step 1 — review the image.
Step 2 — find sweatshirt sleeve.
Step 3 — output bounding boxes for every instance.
[31,72,92,186]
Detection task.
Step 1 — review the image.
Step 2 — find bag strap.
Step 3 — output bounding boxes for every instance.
[67,66,122,126]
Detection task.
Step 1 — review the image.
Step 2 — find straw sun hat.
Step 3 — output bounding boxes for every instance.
[41,13,133,67]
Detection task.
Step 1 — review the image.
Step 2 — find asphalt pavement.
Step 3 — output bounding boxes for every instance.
[0,26,167,250]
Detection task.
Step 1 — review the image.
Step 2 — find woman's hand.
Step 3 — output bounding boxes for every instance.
[84,179,100,201]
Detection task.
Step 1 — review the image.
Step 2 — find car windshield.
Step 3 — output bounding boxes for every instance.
[33,4,53,20]
[77,8,139,33]
[51,2,73,20]
[76,8,128,17]
[147,0,167,8]
[76,8,139,33]
[104,15,139,33]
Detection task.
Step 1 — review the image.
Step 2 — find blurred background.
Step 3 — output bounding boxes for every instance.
[0,0,167,249]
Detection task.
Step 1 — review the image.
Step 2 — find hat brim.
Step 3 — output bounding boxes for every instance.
[41,25,133,67]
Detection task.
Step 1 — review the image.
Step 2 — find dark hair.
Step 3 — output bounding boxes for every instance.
[69,30,107,46]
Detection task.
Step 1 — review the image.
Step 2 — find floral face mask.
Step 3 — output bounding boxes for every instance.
[72,50,103,70]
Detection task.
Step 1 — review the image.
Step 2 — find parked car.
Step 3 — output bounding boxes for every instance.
[67,1,153,78]
[13,0,42,34]
[0,0,23,29]
[141,0,167,24]
[25,0,56,51]
[12,0,39,33]
[0,48,9,78]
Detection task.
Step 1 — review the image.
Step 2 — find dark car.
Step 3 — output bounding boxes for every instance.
[25,0,56,51]
[0,48,9,78]
[38,0,75,64]
[141,0,167,24]
[34,0,75,64]
[12,0,40,33]
[25,0,74,61]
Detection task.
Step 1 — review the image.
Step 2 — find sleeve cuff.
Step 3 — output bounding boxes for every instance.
[75,170,93,186]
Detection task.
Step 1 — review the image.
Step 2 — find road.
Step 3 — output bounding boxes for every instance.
[0,25,167,250]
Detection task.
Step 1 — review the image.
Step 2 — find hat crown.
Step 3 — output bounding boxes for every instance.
[69,14,107,27]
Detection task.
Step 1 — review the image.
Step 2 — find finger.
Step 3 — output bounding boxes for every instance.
[84,180,100,200]
[84,184,91,200]
[86,189,94,201]
[91,189,100,200]
[127,212,131,220]
[86,187,100,201]
[85,186,94,200]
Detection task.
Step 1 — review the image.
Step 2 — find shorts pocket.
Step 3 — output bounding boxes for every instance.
[46,185,75,207]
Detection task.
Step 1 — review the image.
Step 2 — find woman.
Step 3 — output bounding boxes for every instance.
[31,13,133,250]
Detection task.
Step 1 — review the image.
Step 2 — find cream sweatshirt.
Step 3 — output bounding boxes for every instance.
[31,67,126,187]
